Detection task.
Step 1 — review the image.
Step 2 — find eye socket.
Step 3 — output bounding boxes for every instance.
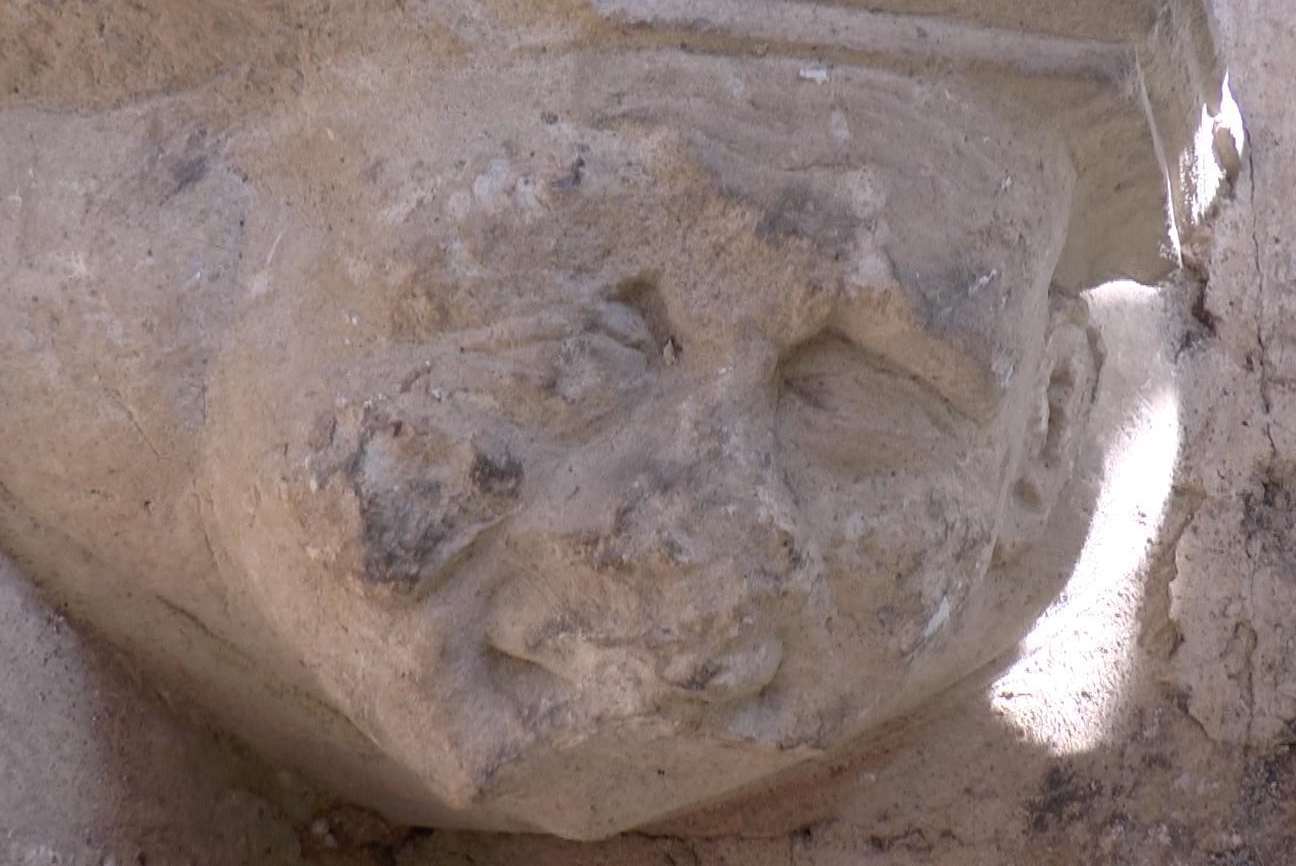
[591,301,658,355]
[552,327,651,407]
[398,302,658,438]
[776,332,959,471]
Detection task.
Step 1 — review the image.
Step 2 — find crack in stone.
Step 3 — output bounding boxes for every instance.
[1246,143,1278,460]
[101,383,163,460]
[1243,137,1272,753]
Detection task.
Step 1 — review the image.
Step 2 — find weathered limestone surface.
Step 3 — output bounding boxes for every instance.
[0,553,304,866]
[3,0,1296,862]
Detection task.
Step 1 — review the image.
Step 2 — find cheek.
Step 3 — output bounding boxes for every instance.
[805,460,1004,655]
[292,401,541,597]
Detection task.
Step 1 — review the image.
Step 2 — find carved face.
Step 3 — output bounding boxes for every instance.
[203,52,1097,835]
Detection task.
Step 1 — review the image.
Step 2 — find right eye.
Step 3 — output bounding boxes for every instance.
[777,333,957,471]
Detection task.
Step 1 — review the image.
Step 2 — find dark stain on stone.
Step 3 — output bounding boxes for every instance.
[1028,763,1101,834]
[552,156,585,190]
[344,416,523,591]
[169,155,209,198]
[343,412,451,590]
[756,182,856,250]
[1242,463,1296,564]
[470,451,523,497]
[356,476,448,590]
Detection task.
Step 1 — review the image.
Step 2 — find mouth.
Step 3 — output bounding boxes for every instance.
[656,633,786,703]
[482,563,792,715]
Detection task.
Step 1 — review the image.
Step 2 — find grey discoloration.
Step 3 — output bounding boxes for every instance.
[755,183,861,251]
[356,474,448,589]
[343,413,522,591]
[470,451,524,497]
[169,155,209,197]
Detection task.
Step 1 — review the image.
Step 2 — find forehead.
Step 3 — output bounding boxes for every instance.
[397,51,1072,405]
[599,50,1071,385]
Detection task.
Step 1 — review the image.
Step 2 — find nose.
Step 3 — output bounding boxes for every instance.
[486,337,813,703]
[542,332,798,577]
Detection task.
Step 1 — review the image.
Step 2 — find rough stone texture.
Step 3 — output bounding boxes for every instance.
[0,554,305,866]
[2,0,1296,862]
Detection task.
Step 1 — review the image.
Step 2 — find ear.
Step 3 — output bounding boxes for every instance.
[996,296,1103,564]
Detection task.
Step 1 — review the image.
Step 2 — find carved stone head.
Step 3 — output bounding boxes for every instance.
[201,48,1105,835]
[0,0,1220,842]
